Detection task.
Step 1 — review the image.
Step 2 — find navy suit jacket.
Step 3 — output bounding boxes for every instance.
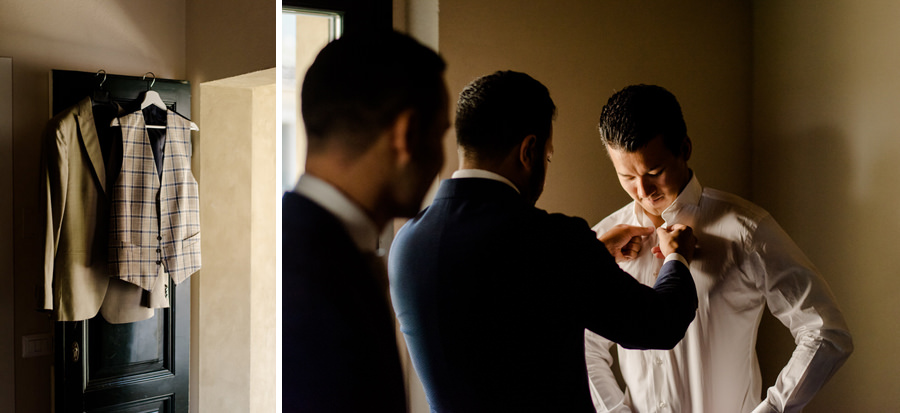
[389,178,697,412]
[283,192,406,412]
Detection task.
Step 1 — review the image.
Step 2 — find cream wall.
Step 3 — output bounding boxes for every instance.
[198,69,276,413]
[0,0,273,411]
[753,1,900,411]
[184,2,275,412]
[439,0,753,225]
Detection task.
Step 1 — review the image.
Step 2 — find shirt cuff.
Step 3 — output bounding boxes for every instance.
[664,253,689,268]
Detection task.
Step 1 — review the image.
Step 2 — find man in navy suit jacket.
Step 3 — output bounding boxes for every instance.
[389,71,699,412]
[282,31,449,412]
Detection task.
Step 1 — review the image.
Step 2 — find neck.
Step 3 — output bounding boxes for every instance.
[645,211,666,228]
[459,151,528,196]
[306,150,392,230]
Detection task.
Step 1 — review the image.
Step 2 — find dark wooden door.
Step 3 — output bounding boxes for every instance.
[51,70,192,413]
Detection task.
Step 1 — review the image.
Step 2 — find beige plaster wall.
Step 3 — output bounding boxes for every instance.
[186,0,275,130]
[753,1,900,410]
[0,1,187,411]
[184,2,275,411]
[198,69,276,413]
[439,0,753,226]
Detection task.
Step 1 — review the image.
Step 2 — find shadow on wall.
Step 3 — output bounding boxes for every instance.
[754,122,891,409]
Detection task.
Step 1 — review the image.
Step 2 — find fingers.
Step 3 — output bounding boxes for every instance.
[655,224,697,262]
[620,236,643,260]
[625,225,655,238]
[598,224,652,258]
[603,223,698,262]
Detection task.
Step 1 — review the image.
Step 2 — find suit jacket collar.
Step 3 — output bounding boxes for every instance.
[451,169,520,193]
[74,96,107,194]
[436,177,524,204]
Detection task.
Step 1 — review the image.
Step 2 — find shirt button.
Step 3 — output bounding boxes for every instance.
[659,401,668,409]
[156,260,161,265]
[157,235,162,240]
[655,356,664,365]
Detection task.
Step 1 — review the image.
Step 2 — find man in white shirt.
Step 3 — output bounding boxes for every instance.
[586,84,853,412]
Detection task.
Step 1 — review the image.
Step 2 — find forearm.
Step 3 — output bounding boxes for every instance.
[757,328,853,412]
[585,330,632,413]
[630,259,697,349]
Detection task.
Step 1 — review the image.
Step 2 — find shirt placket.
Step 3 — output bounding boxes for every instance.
[650,351,672,412]
[640,233,672,413]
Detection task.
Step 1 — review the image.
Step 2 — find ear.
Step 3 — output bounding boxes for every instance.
[681,136,693,161]
[519,134,538,172]
[390,109,415,166]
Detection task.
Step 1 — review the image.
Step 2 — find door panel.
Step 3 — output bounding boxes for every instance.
[51,69,191,413]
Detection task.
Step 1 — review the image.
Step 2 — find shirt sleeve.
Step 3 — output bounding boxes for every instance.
[745,216,853,412]
[585,329,633,412]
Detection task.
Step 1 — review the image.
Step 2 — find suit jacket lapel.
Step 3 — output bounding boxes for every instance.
[75,97,107,194]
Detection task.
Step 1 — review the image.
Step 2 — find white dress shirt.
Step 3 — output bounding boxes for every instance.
[294,174,380,255]
[586,174,853,413]
[451,168,520,192]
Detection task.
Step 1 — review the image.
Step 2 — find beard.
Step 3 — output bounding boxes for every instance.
[524,155,547,206]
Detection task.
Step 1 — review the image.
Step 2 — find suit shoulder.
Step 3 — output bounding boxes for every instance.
[42,105,84,146]
[539,209,596,239]
[283,193,349,241]
[47,102,83,129]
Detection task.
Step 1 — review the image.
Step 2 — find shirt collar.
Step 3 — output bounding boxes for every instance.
[294,174,381,254]
[451,169,520,193]
[631,172,702,226]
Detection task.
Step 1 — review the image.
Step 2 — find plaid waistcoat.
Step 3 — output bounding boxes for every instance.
[109,110,201,291]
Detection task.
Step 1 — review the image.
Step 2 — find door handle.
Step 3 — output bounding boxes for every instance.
[71,341,80,363]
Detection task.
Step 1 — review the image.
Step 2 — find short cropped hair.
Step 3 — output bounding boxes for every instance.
[455,71,556,160]
[301,31,446,156]
[597,84,687,154]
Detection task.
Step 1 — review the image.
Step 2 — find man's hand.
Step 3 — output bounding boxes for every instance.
[598,224,655,262]
[653,224,696,262]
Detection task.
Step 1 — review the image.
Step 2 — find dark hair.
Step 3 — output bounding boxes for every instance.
[597,84,687,154]
[455,71,556,160]
[301,31,446,156]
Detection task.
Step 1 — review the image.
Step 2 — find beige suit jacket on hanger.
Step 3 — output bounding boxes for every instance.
[41,96,166,323]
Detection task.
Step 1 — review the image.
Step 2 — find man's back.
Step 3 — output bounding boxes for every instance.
[390,178,698,412]
[283,192,406,412]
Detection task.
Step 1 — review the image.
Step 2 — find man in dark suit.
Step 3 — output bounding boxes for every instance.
[282,31,449,412]
[388,71,699,412]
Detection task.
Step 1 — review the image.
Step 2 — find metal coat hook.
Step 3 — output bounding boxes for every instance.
[142,72,156,89]
[95,69,107,88]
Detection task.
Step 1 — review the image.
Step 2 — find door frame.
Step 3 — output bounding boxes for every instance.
[282,0,392,35]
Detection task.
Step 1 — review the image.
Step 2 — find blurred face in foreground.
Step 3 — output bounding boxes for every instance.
[390,79,451,217]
